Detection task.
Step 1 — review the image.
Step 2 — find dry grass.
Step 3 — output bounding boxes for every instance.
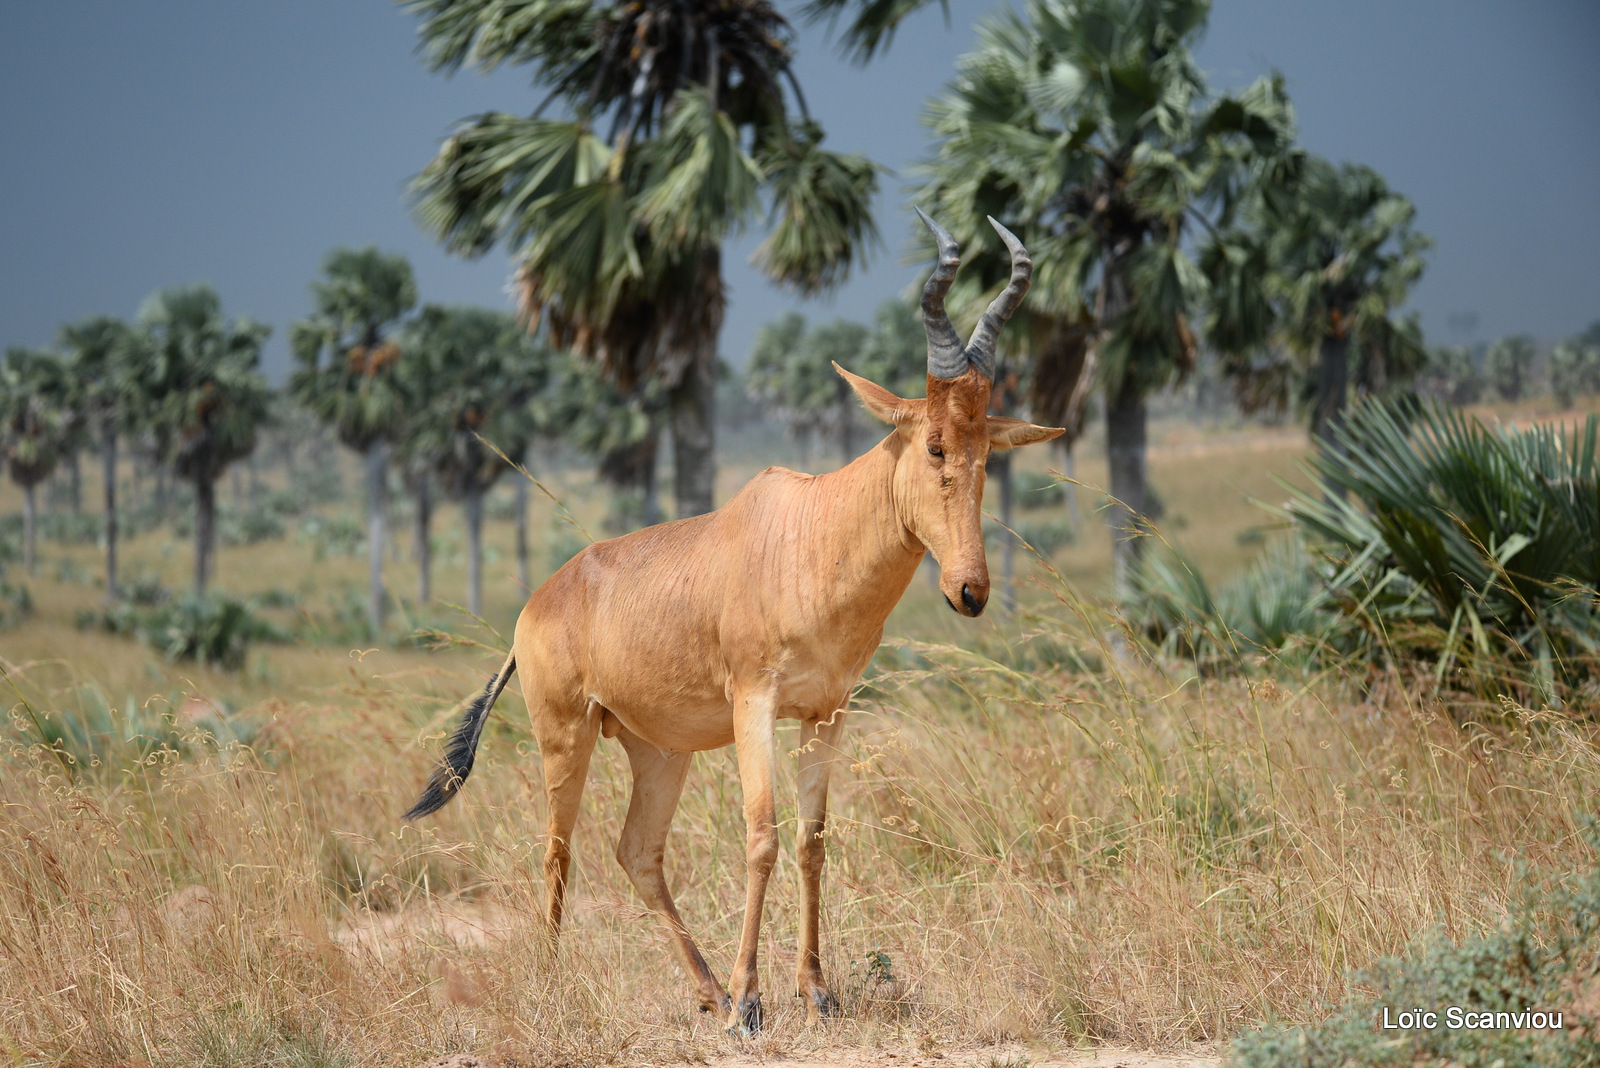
[4,571,1597,1066]
[2,415,1598,1066]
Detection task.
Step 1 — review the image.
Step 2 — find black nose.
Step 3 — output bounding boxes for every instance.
[961,584,985,616]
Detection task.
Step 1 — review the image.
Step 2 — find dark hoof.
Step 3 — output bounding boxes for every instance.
[809,989,839,1019]
[726,993,764,1037]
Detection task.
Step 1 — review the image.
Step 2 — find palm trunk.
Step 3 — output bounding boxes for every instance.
[1313,331,1351,502]
[194,477,215,595]
[155,465,169,515]
[1105,376,1148,600]
[465,481,484,618]
[68,450,81,513]
[231,462,244,505]
[22,484,37,572]
[1056,439,1080,530]
[1312,331,1350,446]
[670,345,717,517]
[669,245,723,518]
[414,472,433,605]
[103,422,119,601]
[365,439,388,634]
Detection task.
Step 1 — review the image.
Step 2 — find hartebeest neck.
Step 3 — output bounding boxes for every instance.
[798,433,924,626]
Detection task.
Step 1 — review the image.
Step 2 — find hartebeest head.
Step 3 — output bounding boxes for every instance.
[836,210,1063,616]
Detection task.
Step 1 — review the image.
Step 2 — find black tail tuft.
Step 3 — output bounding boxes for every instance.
[404,661,512,820]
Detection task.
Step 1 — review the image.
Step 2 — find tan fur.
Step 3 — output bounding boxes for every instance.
[510,367,1061,1031]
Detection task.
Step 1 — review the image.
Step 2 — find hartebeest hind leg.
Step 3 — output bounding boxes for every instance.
[535,699,602,934]
[614,728,732,1016]
[795,711,845,1019]
[728,687,780,1035]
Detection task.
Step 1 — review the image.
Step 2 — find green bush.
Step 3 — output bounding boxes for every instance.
[1289,399,1600,700]
[1014,469,1068,510]
[1129,537,1327,669]
[1422,344,1485,405]
[220,505,287,545]
[78,593,286,670]
[38,511,103,545]
[0,528,30,626]
[12,684,259,777]
[297,513,365,559]
[1227,820,1600,1067]
[987,518,1076,557]
[1548,339,1600,409]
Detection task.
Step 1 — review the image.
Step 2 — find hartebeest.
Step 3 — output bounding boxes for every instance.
[404,210,1062,1035]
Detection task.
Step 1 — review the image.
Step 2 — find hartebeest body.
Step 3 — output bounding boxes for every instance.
[405,212,1061,1035]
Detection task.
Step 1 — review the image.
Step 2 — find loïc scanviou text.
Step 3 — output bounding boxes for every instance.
[1382,1007,1564,1030]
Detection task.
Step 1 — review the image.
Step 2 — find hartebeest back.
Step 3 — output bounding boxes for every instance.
[405,210,1062,1035]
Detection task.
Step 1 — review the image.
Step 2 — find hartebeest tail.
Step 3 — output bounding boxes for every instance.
[403,652,518,819]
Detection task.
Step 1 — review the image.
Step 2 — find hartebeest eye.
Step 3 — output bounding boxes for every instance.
[927,443,944,459]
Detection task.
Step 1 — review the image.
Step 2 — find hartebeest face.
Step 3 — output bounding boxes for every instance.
[836,210,1063,617]
[838,365,1059,615]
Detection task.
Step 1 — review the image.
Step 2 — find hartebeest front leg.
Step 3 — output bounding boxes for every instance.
[729,688,779,1036]
[614,728,731,1016]
[795,711,845,1020]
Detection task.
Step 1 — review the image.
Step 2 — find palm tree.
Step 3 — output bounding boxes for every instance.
[1548,336,1600,409]
[289,248,418,633]
[805,320,872,464]
[133,286,273,595]
[1487,335,1536,403]
[917,0,1295,595]
[404,0,882,519]
[0,347,76,572]
[1205,155,1430,446]
[858,297,929,398]
[405,305,547,617]
[58,316,136,600]
[747,313,837,467]
[1422,344,1485,406]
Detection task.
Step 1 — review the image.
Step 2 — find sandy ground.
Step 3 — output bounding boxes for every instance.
[696,1051,1219,1068]
[346,903,1223,1068]
[415,1044,1220,1068]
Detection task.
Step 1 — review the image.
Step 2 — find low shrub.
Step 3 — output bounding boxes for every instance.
[987,517,1076,557]
[1014,469,1068,510]
[78,593,286,670]
[1130,537,1326,669]
[38,511,103,545]
[1227,819,1600,1067]
[1291,400,1600,702]
[11,684,259,778]
[297,514,365,560]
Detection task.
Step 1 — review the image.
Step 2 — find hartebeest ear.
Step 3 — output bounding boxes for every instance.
[834,362,917,427]
[988,416,1065,451]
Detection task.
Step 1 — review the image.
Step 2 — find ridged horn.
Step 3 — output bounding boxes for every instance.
[962,216,1032,382]
[915,206,967,380]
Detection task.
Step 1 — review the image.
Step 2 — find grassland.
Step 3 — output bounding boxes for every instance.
[2,405,1597,1067]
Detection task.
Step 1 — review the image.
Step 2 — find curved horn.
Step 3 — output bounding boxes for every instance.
[962,216,1032,381]
[914,206,967,380]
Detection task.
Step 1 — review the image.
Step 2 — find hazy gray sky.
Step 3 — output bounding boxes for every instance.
[2,1,1596,382]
